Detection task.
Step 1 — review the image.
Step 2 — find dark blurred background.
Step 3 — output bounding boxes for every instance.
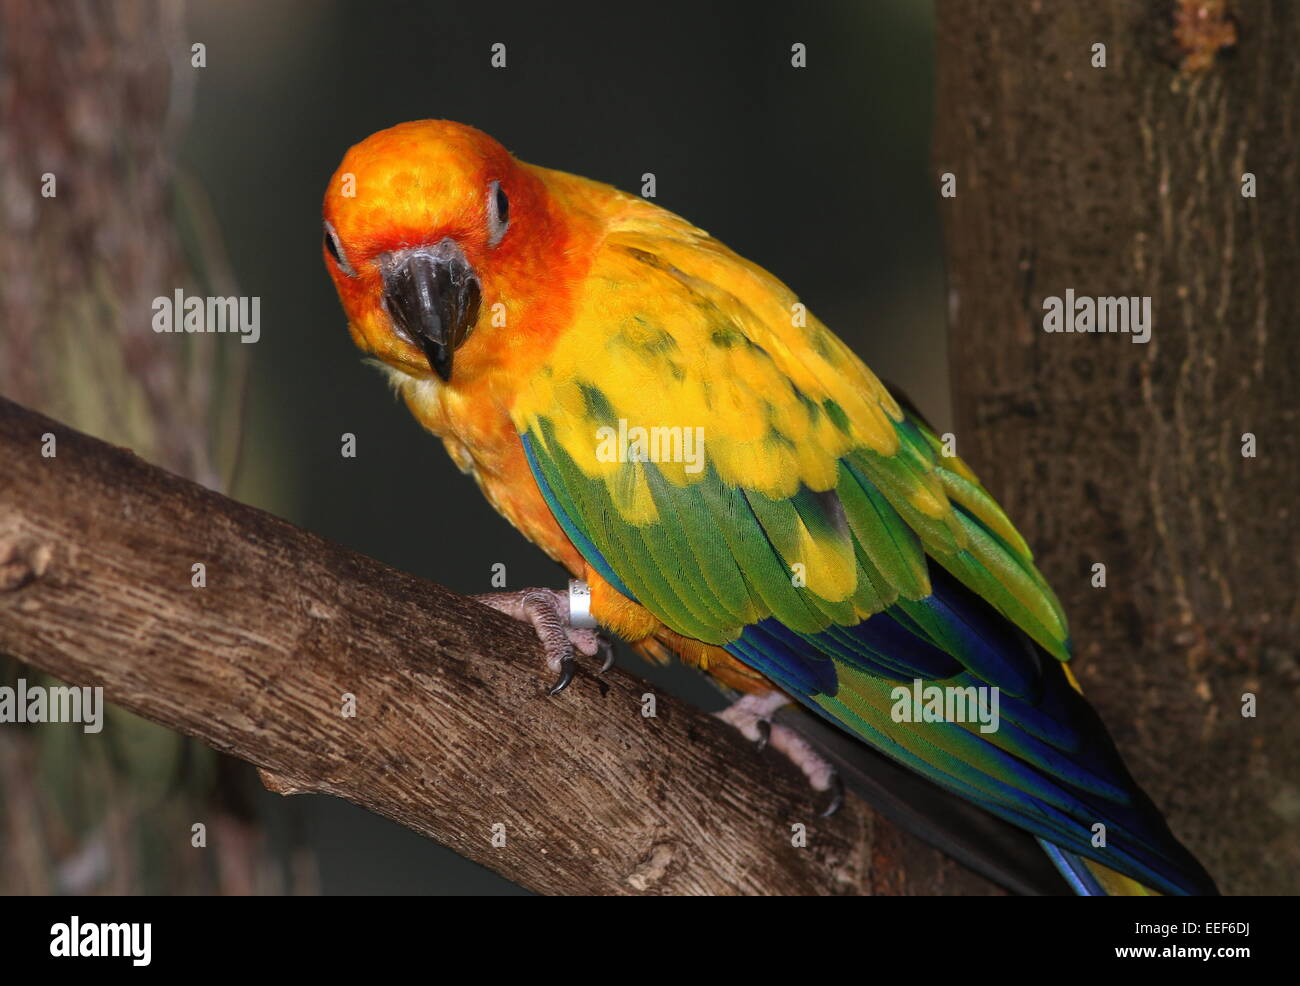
[6,0,947,894]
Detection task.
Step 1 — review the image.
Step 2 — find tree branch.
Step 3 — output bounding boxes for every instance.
[0,396,1003,895]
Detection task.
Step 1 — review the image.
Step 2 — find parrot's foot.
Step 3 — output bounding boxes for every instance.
[716,692,844,817]
[474,587,614,695]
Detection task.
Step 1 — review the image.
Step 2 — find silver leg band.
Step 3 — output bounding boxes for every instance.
[568,579,598,628]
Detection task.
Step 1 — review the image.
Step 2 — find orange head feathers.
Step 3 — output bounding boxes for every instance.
[322,120,589,383]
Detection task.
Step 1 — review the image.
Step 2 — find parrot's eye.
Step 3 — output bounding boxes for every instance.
[323,221,355,276]
[487,180,509,247]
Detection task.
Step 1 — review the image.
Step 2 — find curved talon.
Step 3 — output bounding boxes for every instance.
[548,656,576,695]
[754,719,772,752]
[597,640,616,674]
[818,773,845,818]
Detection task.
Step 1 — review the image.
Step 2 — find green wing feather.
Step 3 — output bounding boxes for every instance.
[510,223,1213,895]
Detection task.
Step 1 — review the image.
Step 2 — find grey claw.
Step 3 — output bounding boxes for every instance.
[598,641,615,674]
[754,719,772,752]
[818,774,845,818]
[548,657,577,695]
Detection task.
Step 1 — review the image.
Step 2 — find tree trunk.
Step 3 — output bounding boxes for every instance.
[934,0,1299,895]
[0,0,265,894]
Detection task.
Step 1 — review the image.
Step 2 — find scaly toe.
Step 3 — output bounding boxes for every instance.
[474,587,609,695]
[718,693,843,815]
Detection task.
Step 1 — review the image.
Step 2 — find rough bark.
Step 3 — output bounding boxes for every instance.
[935,0,1299,895]
[0,397,1001,895]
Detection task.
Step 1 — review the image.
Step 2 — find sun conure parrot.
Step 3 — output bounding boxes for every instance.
[321,119,1218,896]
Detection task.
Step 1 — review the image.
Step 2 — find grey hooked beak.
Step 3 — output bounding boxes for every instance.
[380,239,482,381]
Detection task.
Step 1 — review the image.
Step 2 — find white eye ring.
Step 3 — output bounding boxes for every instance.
[323,220,355,277]
[487,180,509,248]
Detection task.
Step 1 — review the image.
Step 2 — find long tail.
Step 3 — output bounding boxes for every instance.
[786,701,1178,895]
[1039,840,1163,896]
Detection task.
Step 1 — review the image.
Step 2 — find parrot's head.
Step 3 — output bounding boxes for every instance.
[322,119,559,383]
